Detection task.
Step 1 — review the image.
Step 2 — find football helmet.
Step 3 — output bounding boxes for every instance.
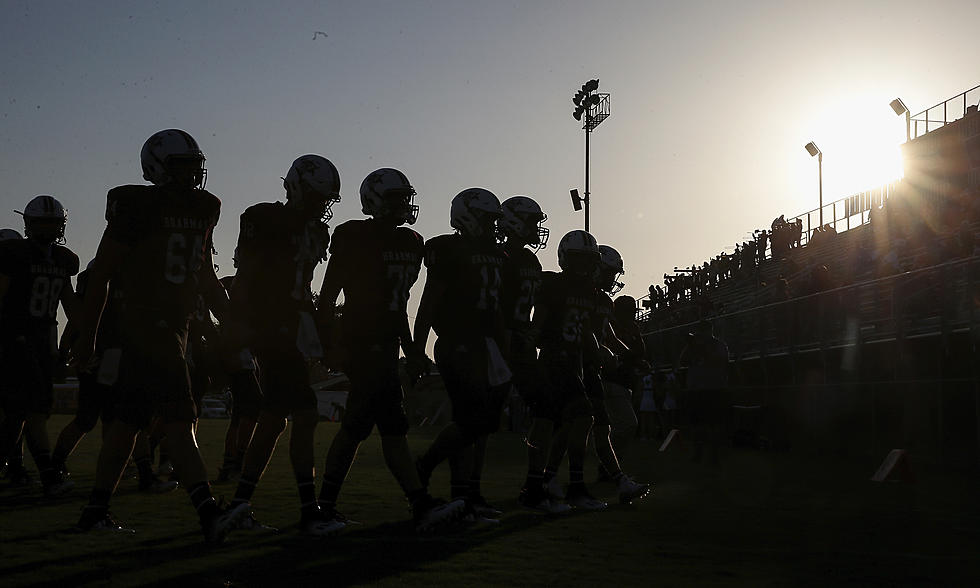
[18,195,68,244]
[140,129,207,188]
[283,154,341,223]
[0,228,23,241]
[498,195,549,250]
[597,245,625,295]
[557,230,599,278]
[450,188,501,239]
[360,168,418,225]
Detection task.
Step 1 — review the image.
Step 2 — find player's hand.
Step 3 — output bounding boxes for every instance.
[68,333,97,373]
[404,348,432,386]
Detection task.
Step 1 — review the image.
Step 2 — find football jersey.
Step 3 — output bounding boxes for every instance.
[535,271,597,357]
[103,184,220,325]
[329,219,423,346]
[0,239,79,341]
[424,234,506,339]
[231,201,329,334]
[500,246,542,332]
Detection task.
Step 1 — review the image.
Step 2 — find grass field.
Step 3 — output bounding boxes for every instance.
[1,415,979,587]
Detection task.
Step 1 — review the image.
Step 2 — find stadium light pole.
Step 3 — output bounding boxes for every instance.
[571,79,610,232]
[890,98,911,143]
[804,141,823,227]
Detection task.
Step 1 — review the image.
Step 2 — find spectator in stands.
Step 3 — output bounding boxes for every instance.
[756,229,768,265]
[792,219,803,248]
[678,319,729,464]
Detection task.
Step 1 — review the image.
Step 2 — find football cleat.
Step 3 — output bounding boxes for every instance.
[468,495,503,519]
[235,511,279,533]
[414,497,466,533]
[43,477,75,498]
[75,510,136,534]
[4,465,35,487]
[544,476,565,501]
[566,487,608,511]
[203,502,250,544]
[138,475,179,494]
[301,508,347,538]
[518,486,571,514]
[157,460,175,477]
[617,475,651,505]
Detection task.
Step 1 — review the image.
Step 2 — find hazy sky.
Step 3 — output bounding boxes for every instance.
[2,0,978,311]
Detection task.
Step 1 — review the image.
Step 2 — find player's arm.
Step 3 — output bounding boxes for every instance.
[58,279,79,324]
[316,251,345,317]
[600,317,628,355]
[412,274,447,357]
[200,240,229,325]
[74,234,129,368]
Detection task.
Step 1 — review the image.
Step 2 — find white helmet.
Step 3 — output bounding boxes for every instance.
[283,154,341,222]
[359,168,418,225]
[498,195,549,249]
[0,228,23,241]
[140,129,207,188]
[597,244,625,294]
[18,195,68,244]
[450,188,501,239]
[557,230,599,277]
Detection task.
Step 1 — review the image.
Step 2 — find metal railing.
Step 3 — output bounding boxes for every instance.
[910,83,980,139]
[640,255,980,366]
[635,180,900,316]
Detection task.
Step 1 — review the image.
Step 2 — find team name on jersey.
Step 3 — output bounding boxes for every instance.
[162,216,207,230]
[383,251,421,263]
[470,254,503,266]
[30,264,69,277]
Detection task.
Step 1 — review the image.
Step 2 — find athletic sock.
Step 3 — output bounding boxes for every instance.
[450,480,469,500]
[318,477,342,510]
[524,469,544,492]
[297,475,318,518]
[468,476,482,499]
[231,473,259,507]
[35,452,55,485]
[568,468,585,493]
[543,465,558,483]
[135,456,154,483]
[187,482,220,523]
[79,487,112,525]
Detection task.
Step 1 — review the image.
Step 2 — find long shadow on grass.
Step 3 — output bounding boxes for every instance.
[7,506,586,587]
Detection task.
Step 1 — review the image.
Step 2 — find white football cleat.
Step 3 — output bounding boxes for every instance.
[617,475,651,504]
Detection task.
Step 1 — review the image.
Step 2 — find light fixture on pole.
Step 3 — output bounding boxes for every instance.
[804,141,823,227]
[890,97,911,143]
[570,78,610,232]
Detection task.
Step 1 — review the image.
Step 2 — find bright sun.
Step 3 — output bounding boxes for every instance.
[811,94,907,198]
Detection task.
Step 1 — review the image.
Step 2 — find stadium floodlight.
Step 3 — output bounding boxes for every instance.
[804,141,824,226]
[890,97,911,142]
[570,78,610,231]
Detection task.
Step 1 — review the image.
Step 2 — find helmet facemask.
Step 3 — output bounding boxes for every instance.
[25,217,67,245]
[166,154,207,189]
[381,188,418,226]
